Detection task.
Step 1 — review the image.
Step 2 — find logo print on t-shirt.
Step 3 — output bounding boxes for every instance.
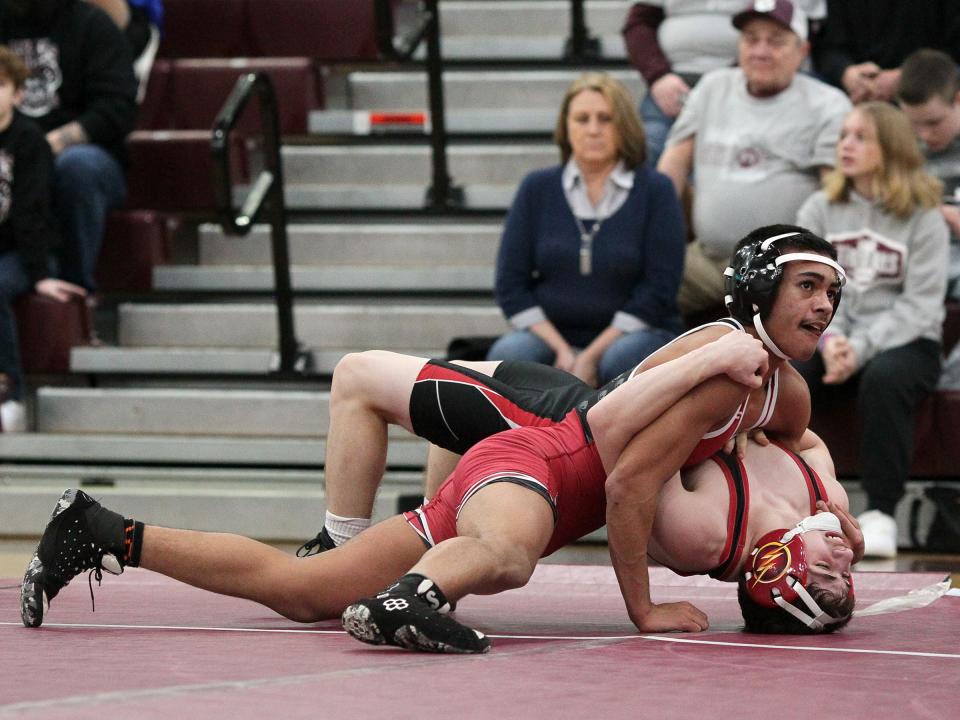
[8,38,62,118]
[829,229,906,287]
[736,147,762,168]
[0,150,12,224]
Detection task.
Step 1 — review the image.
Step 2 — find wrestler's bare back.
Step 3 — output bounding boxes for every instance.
[648,437,849,577]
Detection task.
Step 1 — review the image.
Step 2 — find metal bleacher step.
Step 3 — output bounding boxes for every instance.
[71,302,505,375]
[113,302,506,349]
[160,220,501,296]
[195,222,501,267]
[428,0,630,60]
[70,347,342,375]
[344,70,641,110]
[0,429,425,468]
[36,387,330,436]
[0,469,426,541]
[151,265,494,293]
[310,70,643,135]
[279,144,555,209]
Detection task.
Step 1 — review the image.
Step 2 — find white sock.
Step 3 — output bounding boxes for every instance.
[324,511,371,546]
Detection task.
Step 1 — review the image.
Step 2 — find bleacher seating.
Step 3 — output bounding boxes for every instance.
[125,130,249,212]
[13,293,92,374]
[94,210,177,293]
[246,0,378,60]
[155,0,250,58]
[138,58,325,135]
[4,0,956,548]
[157,0,379,60]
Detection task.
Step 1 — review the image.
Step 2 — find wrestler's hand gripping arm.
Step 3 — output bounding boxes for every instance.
[588,333,768,632]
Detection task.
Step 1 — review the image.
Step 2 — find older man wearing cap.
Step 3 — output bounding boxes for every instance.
[658,0,851,320]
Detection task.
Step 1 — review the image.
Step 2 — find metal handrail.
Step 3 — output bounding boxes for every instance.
[373,0,462,210]
[375,0,430,62]
[211,72,311,375]
[565,0,601,61]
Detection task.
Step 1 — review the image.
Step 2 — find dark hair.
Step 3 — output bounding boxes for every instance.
[737,579,854,634]
[897,49,960,106]
[0,46,28,89]
[731,223,837,263]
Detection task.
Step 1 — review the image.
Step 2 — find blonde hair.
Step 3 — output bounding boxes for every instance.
[553,72,646,169]
[824,102,942,218]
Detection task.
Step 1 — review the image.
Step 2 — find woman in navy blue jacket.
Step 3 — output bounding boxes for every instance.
[488,72,686,387]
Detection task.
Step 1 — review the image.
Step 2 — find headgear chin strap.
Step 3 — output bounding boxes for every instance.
[724,231,847,359]
[744,512,854,630]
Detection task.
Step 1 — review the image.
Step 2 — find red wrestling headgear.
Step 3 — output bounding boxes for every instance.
[744,513,854,630]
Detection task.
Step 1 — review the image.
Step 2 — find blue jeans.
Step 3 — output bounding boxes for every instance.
[0,252,33,401]
[486,326,678,386]
[54,144,127,291]
[640,93,676,168]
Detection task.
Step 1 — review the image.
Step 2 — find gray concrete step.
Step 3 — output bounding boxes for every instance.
[36,387,330,436]
[0,470,424,541]
[34,387,434,441]
[283,144,554,185]
[309,108,559,135]
[430,0,629,59]
[69,346,348,375]
[196,222,500,267]
[279,144,555,209]
[311,69,644,134]
[343,70,642,111]
[0,431,426,467]
[152,265,494,292]
[113,303,506,350]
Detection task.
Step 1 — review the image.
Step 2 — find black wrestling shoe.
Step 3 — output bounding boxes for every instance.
[341,574,489,654]
[21,489,126,628]
[296,527,337,557]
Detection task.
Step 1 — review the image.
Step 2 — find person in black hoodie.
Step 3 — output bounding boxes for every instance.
[0,44,84,432]
[0,0,137,291]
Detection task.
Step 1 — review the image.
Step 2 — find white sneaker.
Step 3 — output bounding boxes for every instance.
[857,509,898,558]
[0,400,27,432]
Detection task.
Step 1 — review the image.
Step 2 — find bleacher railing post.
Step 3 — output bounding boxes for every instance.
[374,0,462,210]
[211,72,310,376]
[423,0,462,210]
[565,0,601,62]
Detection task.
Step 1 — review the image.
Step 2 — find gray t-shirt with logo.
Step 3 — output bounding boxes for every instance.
[797,190,948,365]
[667,67,851,261]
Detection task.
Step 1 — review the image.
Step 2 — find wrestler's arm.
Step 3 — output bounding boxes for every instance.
[755,363,811,449]
[604,376,752,632]
[588,331,767,471]
[725,363,811,457]
[798,429,866,562]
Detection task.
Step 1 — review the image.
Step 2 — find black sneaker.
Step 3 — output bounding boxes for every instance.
[341,574,490,654]
[296,527,337,557]
[21,489,126,628]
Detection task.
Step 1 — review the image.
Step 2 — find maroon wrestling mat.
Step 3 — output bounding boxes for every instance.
[1,565,957,719]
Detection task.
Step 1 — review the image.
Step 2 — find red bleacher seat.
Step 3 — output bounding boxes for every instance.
[95,210,176,292]
[246,0,378,60]
[163,58,324,135]
[158,0,251,58]
[158,0,380,61]
[13,293,92,374]
[125,130,249,212]
[136,59,172,130]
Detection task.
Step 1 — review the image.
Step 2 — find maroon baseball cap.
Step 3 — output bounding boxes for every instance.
[732,0,808,42]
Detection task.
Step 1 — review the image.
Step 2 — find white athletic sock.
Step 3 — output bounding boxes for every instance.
[324,511,371,546]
